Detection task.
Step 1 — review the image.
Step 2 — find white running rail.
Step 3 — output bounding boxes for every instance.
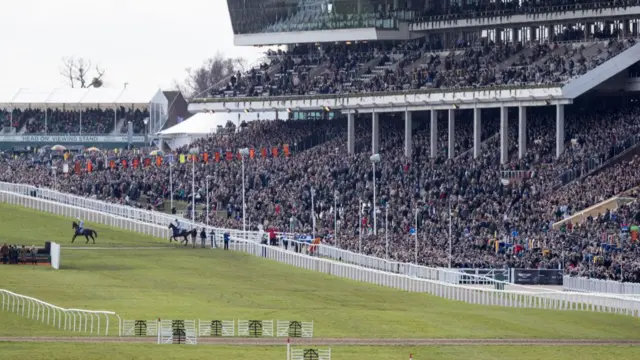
[1,189,640,317]
[563,276,640,296]
[0,289,120,335]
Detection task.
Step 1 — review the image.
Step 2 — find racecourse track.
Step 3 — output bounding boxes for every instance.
[1,337,640,346]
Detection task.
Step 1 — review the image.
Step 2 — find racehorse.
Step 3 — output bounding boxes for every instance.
[72,221,98,244]
[168,224,197,247]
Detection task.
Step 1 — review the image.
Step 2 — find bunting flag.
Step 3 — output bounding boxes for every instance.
[143,157,151,167]
[87,160,93,173]
[156,156,163,166]
[74,161,81,175]
[203,152,209,163]
[121,159,128,169]
[215,152,220,162]
[283,144,290,157]
[133,158,140,169]
[225,151,233,161]
[271,147,278,158]
[179,154,186,163]
[249,148,255,159]
[261,148,267,158]
[109,160,116,169]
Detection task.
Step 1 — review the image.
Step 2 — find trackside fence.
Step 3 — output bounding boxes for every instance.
[0,289,120,335]
[563,276,640,296]
[1,189,640,318]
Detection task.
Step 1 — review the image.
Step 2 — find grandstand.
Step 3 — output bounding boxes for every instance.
[0,87,168,148]
[4,0,640,288]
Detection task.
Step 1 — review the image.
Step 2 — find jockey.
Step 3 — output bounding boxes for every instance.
[76,217,85,232]
[174,218,183,231]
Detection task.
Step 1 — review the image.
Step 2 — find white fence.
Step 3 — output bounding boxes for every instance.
[0,182,525,288]
[0,289,119,335]
[564,276,640,296]
[2,189,640,318]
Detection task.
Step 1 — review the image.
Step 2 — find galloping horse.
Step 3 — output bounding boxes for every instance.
[168,224,197,247]
[72,221,98,244]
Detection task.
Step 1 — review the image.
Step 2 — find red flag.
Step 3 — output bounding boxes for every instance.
[283,144,290,157]
[121,159,128,169]
[215,152,220,162]
[143,157,151,167]
[272,147,278,157]
[156,156,162,166]
[261,148,267,158]
[225,151,233,161]
[87,160,93,173]
[249,148,255,159]
[74,161,81,175]
[203,152,209,163]
[109,160,115,169]
[133,158,140,169]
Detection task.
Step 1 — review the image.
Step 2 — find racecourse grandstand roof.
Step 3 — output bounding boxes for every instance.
[0,87,167,109]
[158,112,231,137]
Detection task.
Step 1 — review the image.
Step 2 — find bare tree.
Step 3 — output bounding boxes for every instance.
[183,52,247,99]
[60,57,106,88]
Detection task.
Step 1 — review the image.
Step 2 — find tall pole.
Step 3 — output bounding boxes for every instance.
[242,156,246,234]
[311,188,315,239]
[359,199,362,254]
[385,205,389,259]
[448,200,452,268]
[169,162,174,211]
[334,191,337,247]
[191,154,195,222]
[206,179,210,227]
[372,161,377,236]
[414,208,418,264]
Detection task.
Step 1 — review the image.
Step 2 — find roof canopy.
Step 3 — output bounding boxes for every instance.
[0,87,167,109]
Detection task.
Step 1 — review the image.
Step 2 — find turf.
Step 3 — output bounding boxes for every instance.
[1,202,639,339]
[0,343,638,360]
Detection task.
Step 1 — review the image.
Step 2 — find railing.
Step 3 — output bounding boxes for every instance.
[2,189,640,317]
[563,276,640,296]
[0,289,119,335]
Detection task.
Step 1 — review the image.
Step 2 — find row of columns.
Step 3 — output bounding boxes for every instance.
[346,105,566,163]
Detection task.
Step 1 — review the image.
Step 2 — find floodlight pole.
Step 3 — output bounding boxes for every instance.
[242,155,246,234]
[414,208,418,265]
[311,187,316,239]
[448,200,452,269]
[372,161,377,236]
[359,199,363,254]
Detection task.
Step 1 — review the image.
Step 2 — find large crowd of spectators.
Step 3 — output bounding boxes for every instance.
[211,35,636,99]
[2,96,640,282]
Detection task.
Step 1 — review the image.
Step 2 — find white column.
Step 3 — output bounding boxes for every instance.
[372,112,379,155]
[500,107,508,164]
[556,104,565,158]
[430,109,437,158]
[518,106,527,159]
[448,109,455,159]
[404,110,412,158]
[473,108,481,159]
[347,113,355,154]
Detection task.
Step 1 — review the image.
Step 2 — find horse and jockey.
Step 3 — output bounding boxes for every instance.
[168,218,197,247]
[72,218,98,244]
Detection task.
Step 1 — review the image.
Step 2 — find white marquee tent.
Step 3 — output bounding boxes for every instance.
[158,111,278,150]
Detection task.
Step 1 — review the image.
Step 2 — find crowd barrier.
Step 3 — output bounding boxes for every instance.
[1,189,640,317]
[564,276,640,296]
[0,289,119,335]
